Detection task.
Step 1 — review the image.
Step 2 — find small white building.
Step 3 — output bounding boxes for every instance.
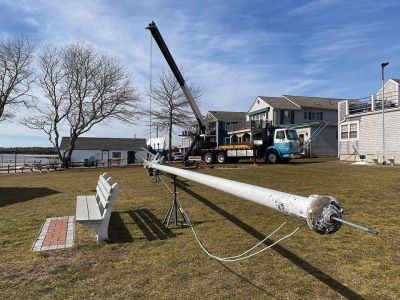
[60,137,147,165]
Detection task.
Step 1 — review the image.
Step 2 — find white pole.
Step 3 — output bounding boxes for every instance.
[381,62,389,164]
[147,161,345,234]
[382,68,385,164]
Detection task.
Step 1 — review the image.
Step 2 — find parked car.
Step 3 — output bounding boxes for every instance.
[171,152,184,161]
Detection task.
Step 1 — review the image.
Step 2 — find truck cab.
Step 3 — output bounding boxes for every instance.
[265,129,301,163]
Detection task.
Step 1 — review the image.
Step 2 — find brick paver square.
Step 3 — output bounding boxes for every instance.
[32,216,75,252]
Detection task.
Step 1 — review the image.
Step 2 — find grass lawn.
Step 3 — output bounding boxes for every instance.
[0,159,399,299]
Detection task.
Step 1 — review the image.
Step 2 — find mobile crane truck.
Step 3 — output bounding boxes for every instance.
[200,123,301,164]
[147,21,326,164]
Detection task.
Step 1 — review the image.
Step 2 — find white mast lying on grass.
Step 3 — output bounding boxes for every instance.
[144,152,377,236]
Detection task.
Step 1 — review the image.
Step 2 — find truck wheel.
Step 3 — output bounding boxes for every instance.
[203,152,214,164]
[266,150,278,164]
[216,152,227,164]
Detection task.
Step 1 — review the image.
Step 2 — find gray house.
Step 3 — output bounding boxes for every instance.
[228,95,344,157]
[338,78,400,163]
[60,137,146,165]
[204,111,246,147]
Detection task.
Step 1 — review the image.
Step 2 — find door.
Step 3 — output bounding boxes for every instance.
[102,150,109,166]
[127,151,136,164]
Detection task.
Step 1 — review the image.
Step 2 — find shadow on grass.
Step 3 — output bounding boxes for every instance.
[217,261,277,299]
[0,187,60,208]
[109,210,176,243]
[176,180,365,300]
[129,209,175,241]
[109,212,134,243]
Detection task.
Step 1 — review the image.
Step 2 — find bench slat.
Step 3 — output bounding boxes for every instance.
[87,195,102,221]
[97,175,112,207]
[96,186,110,210]
[76,195,102,222]
[99,176,112,193]
[76,195,89,221]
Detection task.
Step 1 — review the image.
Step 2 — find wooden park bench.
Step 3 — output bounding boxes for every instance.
[76,173,119,242]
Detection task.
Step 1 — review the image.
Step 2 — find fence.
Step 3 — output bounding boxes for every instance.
[0,153,59,173]
[0,153,133,173]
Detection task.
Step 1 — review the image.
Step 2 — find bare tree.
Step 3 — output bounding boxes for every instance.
[0,36,35,121]
[150,70,201,162]
[24,45,71,161]
[25,43,140,167]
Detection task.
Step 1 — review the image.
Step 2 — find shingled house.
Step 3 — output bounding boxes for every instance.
[227,95,345,157]
[60,137,146,165]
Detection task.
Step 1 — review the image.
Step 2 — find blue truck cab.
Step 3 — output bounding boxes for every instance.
[265,129,301,163]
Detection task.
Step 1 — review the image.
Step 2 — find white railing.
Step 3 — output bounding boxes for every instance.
[348,90,399,115]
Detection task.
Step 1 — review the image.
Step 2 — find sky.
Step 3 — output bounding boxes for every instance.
[0,0,399,147]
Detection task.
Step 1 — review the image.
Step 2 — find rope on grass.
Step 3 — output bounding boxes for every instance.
[177,197,305,262]
[157,174,305,262]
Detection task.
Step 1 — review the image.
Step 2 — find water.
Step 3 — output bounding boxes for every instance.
[0,154,58,167]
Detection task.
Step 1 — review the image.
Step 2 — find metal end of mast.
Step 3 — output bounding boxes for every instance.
[331,216,378,235]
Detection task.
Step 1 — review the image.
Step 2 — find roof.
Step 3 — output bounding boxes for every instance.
[282,95,346,110]
[391,78,400,84]
[207,111,246,121]
[258,96,300,110]
[60,137,146,151]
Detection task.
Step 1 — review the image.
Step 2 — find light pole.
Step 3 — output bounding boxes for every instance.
[381,62,389,164]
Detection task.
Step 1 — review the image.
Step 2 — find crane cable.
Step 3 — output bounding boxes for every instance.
[158,174,305,262]
[149,32,153,141]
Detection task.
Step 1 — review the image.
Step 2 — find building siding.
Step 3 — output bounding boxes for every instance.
[339,108,400,162]
[69,149,146,164]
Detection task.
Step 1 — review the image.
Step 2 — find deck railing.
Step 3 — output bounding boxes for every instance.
[227,120,268,132]
[348,91,399,115]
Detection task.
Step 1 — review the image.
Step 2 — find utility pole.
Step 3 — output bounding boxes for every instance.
[381,62,389,165]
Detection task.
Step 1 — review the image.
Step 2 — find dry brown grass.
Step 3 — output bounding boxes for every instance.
[0,159,399,299]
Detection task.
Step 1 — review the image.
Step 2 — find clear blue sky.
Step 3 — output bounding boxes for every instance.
[0,0,399,147]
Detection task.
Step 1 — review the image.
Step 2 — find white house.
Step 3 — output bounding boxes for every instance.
[60,137,147,165]
[338,78,400,163]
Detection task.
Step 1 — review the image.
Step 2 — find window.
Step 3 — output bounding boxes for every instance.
[341,125,348,139]
[112,152,121,158]
[350,123,357,138]
[280,110,294,124]
[308,111,323,121]
[340,122,358,140]
[286,130,298,140]
[224,121,231,130]
[276,131,285,139]
[224,137,230,145]
[304,112,308,119]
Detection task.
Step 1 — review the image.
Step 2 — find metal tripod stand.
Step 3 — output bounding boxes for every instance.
[162,176,190,228]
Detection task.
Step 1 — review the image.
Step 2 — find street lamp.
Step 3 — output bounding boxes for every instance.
[381,62,389,164]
